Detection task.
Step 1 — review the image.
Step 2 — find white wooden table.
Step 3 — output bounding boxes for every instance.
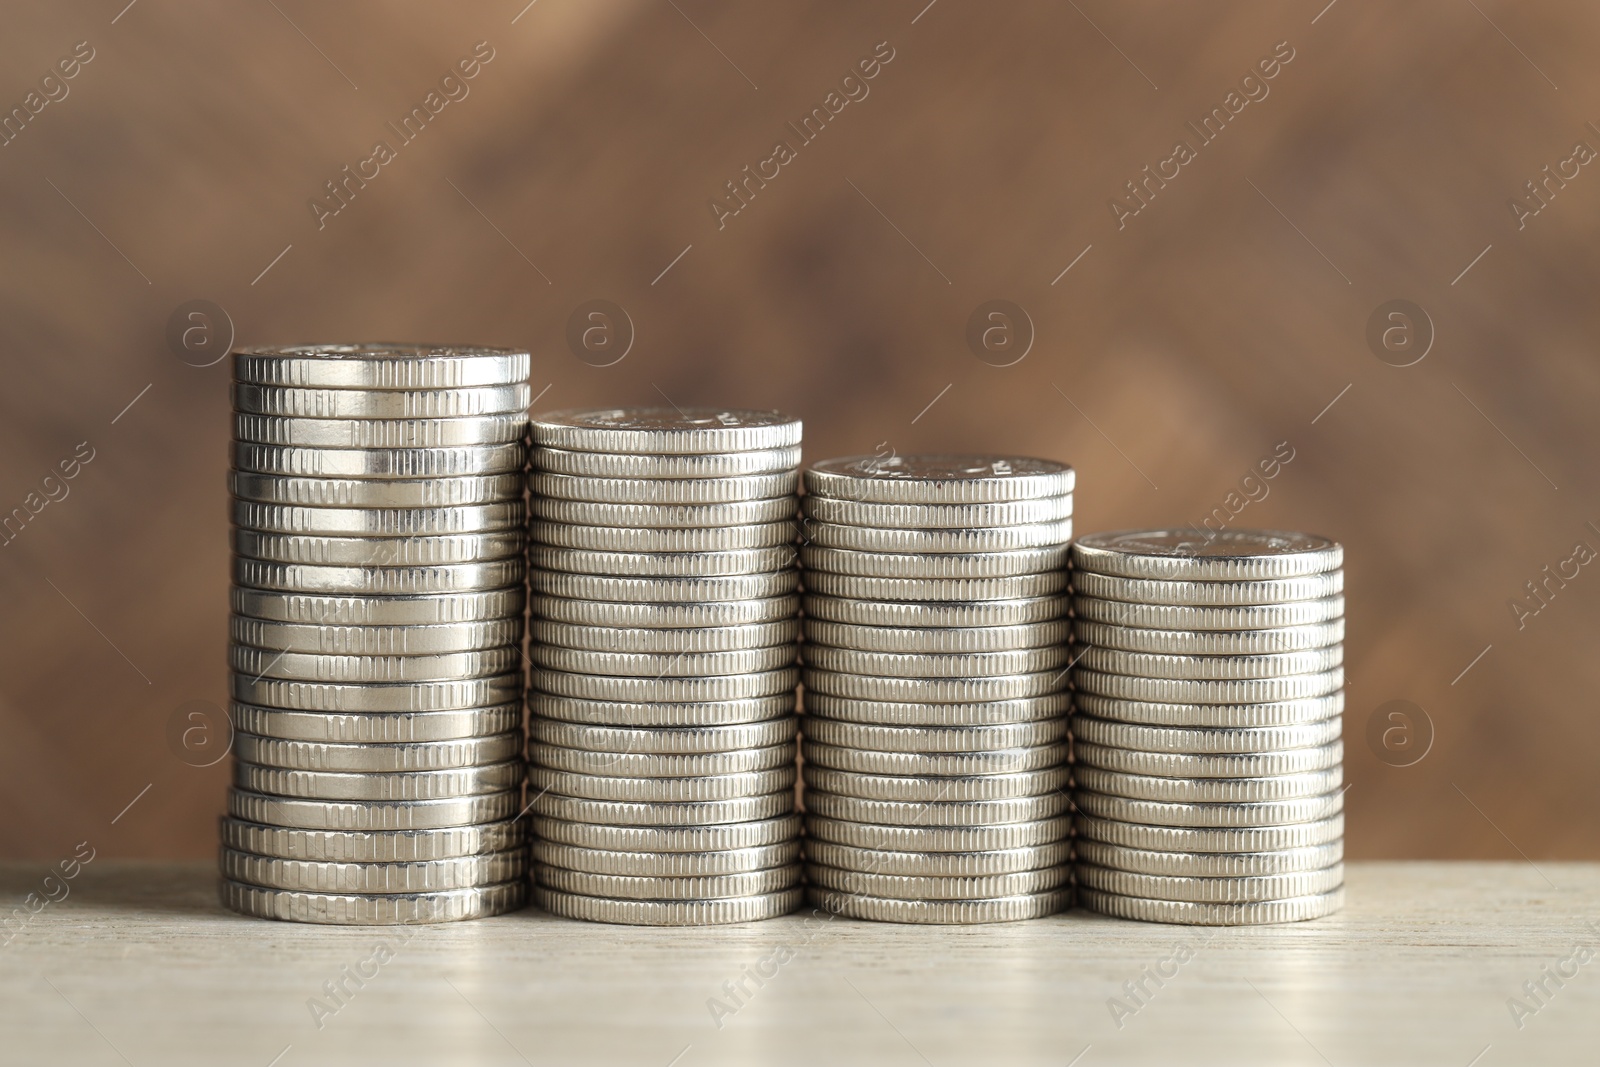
[2,862,1595,1065]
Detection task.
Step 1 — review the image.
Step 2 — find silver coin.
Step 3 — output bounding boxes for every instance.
[230,645,521,684]
[529,497,798,528]
[526,766,796,803]
[530,519,797,553]
[534,840,800,877]
[531,814,799,853]
[1070,714,1343,754]
[803,813,1070,852]
[232,499,524,536]
[1071,529,1342,581]
[801,740,1067,777]
[221,847,528,894]
[532,445,800,479]
[801,645,1071,679]
[802,692,1070,727]
[802,668,1067,703]
[231,587,524,626]
[234,558,524,596]
[1073,668,1344,705]
[1075,862,1345,904]
[532,619,797,654]
[532,885,802,926]
[801,718,1066,753]
[1071,789,1345,828]
[530,407,802,454]
[528,791,794,828]
[806,864,1070,901]
[805,571,1069,602]
[1072,618,1344,656]
[1074,813,1344,853]
[235,413,527,449]
[1072,692,1343,728]
[1071,594,1344,631]
[235,760,524,801]
[807,886,1069,924]
[529,645,795,678]
[529,741,796,778]
[802,765,1069,803]
[1072,570,1344,607]
[537,865,801,901]
[805,455,1074,503]
[1074,646,1343,680]
[803,593,1068,628]
[220,817,524,862]
[231,442,524,479]
[1072,765,1342,803]
[801,544,1068,580]
[230,702,521,744]
[233,344,530,389]
[233,530,524,568]
[1074,740,1344,779]
[531,569,798,604]
[803,495,1072,529]
[1074,838,1343,877]
[803,791,1072,828]
[232,673,522,713]
[230,471,523,509]
[805,840,1070,877]
[530,693,794,728]
[532,666,798,703]
[531,594,799,629]
[231,615,521,656]
[530,471,796,504]
[530,717,797,755]
[1075,886,1342,926]
[232,732,522,772]
[222,879,526,924]
[228,787,521,830]
[802,519,1073,555]
[804,620,1070,654]
[233,382,530,419]
[530,545,796,578]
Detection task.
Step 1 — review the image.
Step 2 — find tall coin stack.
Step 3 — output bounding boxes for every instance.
[799,456,1076,924]
[524,408,805,925]
[222,344,532,925]
[1069,529,1345,925]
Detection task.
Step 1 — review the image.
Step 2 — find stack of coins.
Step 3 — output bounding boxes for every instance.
[524,408,805,925]
[1069,529,1345,925]
[222,344,531,925]
[798,456,1076,924]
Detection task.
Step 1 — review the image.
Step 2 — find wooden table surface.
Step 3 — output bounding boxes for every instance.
[2,861,1595,1066]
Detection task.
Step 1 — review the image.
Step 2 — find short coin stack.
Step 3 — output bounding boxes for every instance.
[799,455,1076,924]
[524,408,805,925]
[222,344,531,925]
[1069,529,1345,925]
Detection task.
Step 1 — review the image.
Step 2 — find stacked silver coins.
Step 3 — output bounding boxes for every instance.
[1069,529,1345,925]
[222,344,531,925]
[799,456,1076,923]
[524,408,805,925]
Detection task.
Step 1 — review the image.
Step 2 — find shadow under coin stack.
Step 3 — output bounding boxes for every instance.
[1069,529,1346,925]
[524,408,804,925]
[222,344,531,925]
[799,456,1076,923]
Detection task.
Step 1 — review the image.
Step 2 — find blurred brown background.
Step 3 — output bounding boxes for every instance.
[1,0,1596,861]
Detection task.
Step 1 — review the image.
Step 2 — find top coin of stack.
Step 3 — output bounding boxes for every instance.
[1069,529,1345,926]
[223,344,532,925]
[524,407,806,926]
[799,455,1076,924]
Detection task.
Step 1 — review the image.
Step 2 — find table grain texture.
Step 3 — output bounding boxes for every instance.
[2,861,1596,1066]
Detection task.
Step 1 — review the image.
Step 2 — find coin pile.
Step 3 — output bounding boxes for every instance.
[798,456,1075,924]
[1069,529,1345,925]
[524,408,805,925]
[221,344,531,925]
